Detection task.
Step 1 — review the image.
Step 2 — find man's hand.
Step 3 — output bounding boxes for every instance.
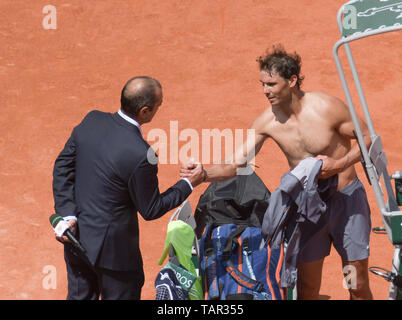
[180,158,197,179]
[315,155,347,179]
[180,158,206,187]
[55,218,77,243]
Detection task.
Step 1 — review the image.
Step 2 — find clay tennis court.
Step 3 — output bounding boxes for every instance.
[0,0,401,300]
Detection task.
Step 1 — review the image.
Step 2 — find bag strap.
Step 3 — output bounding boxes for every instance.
[204,223,219,256]
[221,225,265,293]
[242,238,256,280]
[221,225,247,261]
[223,259,264,293]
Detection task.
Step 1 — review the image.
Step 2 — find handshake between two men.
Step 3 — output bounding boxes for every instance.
[180,159,208,188]
[181,156,248,186]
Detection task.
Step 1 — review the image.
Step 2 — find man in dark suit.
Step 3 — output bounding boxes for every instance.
[52,76,205,300]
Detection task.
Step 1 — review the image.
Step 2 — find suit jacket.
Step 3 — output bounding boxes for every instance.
[52,110,192,271]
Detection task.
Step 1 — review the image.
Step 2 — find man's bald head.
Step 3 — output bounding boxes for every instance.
[120,76,162,118]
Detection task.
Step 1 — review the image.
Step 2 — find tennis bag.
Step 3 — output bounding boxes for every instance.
[196,171,284,300]
[199,223,284,300]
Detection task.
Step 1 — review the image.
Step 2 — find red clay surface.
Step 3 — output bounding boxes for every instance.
[0,0,401,300]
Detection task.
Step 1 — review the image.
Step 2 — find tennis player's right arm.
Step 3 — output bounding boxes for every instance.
[181,120,268,182]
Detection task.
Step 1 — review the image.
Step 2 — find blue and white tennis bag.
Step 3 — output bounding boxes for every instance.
[195,171,285,300]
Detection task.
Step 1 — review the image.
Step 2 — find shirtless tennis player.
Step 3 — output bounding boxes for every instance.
[181,45,373,300]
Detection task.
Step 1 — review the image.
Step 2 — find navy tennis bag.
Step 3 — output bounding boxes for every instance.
[196,171,285,300]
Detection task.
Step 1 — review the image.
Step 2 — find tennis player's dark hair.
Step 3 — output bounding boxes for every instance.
[120,76,162,117]
[257,44,304,89]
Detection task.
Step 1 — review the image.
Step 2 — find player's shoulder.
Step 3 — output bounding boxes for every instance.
[306,91,347,113]
[305,92,351,126]
[307,91,343,103]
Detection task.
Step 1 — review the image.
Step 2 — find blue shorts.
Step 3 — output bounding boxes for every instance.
[298,178,372,263]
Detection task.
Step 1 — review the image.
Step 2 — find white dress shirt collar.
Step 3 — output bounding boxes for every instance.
[117,109,143,136]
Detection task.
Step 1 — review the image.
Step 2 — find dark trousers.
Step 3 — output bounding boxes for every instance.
[64,244,144,300]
